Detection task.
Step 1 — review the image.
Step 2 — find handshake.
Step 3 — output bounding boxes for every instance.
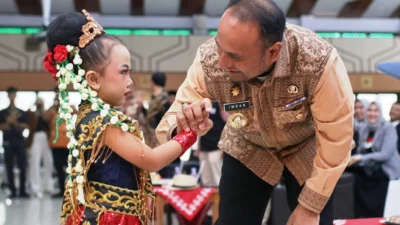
[176,98,214,137]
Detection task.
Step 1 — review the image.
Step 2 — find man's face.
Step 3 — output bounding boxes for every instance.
[390,103,400,121]
[8,92,16,103]
[168,94,175,104]
[215,9,282,82]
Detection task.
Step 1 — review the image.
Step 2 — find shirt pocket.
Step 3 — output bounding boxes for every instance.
[272,98,308,130]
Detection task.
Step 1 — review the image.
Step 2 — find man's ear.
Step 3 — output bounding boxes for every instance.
[268,42,283,63]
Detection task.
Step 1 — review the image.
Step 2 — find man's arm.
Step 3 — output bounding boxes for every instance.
[15,111,30,130]
[156,49,211,144]
[0,111,9,131]
[298,49,354,213]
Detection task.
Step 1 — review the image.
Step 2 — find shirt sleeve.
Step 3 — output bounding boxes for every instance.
[155,49,211,144]
[298,49,355,213]
[18,110,29,124]
[0,110,5,124]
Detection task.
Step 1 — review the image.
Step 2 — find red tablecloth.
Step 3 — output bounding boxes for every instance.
[154,187,216,221]
[334,218,384,225]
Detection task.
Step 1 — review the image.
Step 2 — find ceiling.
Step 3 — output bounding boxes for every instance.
[0,0,399,18]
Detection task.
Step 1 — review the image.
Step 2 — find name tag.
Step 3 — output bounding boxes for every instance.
[224,101,250,112]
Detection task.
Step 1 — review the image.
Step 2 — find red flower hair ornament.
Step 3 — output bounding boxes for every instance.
[43,50,58,81]
[43,45,69,82]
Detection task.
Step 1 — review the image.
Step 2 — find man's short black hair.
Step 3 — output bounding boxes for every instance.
[226,0,286,46]
[168,90,177,96]
[151,72,167,87]
[6,86,18,94]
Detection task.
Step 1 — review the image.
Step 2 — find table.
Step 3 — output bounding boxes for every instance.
[155,189,220,225]
[334,218,385,225]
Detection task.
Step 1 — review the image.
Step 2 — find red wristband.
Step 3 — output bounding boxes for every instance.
[172,129,197,156]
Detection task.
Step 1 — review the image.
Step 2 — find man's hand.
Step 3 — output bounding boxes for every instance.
[347,154,362,167]
[287,204,319,225]
[6,114,18,125]
[176,98,213,136]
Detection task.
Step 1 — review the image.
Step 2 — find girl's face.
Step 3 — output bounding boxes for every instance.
[97,44,133,107]
[354,101,365,121]
[367,103,380,124]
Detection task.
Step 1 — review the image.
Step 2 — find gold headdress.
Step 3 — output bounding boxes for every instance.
[79,9,105,48]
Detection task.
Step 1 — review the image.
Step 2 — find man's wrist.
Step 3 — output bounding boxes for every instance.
[298,203,319,216]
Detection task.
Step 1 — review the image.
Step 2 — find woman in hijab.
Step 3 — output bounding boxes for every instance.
[354,99,369,131]
[349,101,400,218]
[351,99,369,156]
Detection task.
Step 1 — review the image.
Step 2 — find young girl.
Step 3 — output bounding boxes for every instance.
[44,10,202,225]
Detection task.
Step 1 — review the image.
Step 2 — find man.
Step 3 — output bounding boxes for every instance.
[168,90,177,106]
[146,72,170,148]
[389,102,400,154]
[0,86,30,198]
[28,97,53,198]
[47,93,70,197]
[156,1,354,225]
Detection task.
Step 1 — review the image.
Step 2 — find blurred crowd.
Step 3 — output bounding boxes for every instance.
[1,72,400,221]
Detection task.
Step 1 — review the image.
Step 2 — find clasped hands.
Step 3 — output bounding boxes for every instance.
[176,98,214,136]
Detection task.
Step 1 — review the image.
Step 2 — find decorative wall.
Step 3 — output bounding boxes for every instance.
[0,34,400,74]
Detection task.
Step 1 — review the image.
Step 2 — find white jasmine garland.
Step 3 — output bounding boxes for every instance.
[73,82,81,90]
[65,75,71,85]
[63,102,69,109]
[82,80,88,87]
[76,75,82,83]
[110,116,119,125]
[100,109,109,117]
[58,83,67,90]
[67,142,73,149]
[78,69,85,76]
[76,175,84,184]
[73,57,83,65]
[66,124,74,131]
[60,67,67,75]
[67,179,73,187]
[70,137,78,146]
[121,123,129,132]
[91,103,99,111]
[66,45,74,52]
[75,164,83,173]
[77,185,85,204]
[66,63,73,71]
[64,113,72,119]
[90,90,97,97]
[81,92,88,100]
[72,149,79,157]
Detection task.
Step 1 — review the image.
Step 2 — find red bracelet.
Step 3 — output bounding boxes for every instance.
[172,129,197,156]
